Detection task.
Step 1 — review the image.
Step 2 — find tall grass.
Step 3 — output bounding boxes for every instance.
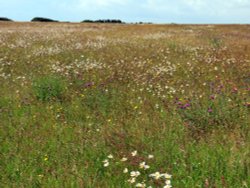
[0,22,249,187]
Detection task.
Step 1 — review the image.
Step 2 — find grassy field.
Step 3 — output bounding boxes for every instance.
[0,22,249,188]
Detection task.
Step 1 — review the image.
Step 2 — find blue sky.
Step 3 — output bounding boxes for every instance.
[1,0,250,23]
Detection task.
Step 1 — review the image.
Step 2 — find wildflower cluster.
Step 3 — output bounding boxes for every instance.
[102,151,172,188]
[0,22,249,188]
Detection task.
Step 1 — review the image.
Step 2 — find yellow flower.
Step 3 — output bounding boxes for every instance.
[44,155,48,161]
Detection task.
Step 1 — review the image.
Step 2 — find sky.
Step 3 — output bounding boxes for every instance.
[0,0,250,23]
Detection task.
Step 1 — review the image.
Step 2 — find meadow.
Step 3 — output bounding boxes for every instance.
[0,22,249,188]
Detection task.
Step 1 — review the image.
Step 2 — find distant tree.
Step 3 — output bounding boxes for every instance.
[82,20,94,23]
[81,19,124,24]
[31,17,58,22]
[134,22,152,24]
[111,19,122,23]
[0,17,13,21]
[95,19,105,23]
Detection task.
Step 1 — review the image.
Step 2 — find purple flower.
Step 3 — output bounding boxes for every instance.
[180,106,186,109]
[232,87,238,93]
[219,85,224,89]
[84,82,94,88]
[208,108,213,113]
[177,102,182,105]
[210,95,215,100]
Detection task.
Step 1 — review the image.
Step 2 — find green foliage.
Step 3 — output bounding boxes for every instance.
[83,88,123,116]
[0,17,13,21]
[210,37,223,48]
[32,76,66,102]
[177,95,247,134]
[31,17,58,22]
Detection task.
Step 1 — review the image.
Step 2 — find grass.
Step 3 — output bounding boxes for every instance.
[0,22,249,188]
[32,75,66,101]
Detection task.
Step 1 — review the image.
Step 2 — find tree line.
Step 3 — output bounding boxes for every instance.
[0,17,123,23]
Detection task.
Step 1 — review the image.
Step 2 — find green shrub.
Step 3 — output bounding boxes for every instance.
[210,37,223,48]
[82,88,124,117]
[176,94,247,136]
[0,17,13,21]
[32,76,65,102]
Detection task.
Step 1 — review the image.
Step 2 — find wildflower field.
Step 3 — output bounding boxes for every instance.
[0,22,249,188]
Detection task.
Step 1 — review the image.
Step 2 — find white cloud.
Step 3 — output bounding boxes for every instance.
[77,0,128,8]
[182,0,206,9]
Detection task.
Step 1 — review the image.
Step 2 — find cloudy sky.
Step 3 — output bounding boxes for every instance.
[1,0,250,23]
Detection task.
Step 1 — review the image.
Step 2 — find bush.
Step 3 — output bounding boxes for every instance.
[31,17,58,22]
[82,20,94,23]
[0,17,13,21]
[32,76,65,102]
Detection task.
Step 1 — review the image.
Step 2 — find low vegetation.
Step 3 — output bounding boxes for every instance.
[0,17,13,21]
[31,17,58,22]
[0,22,249,187]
